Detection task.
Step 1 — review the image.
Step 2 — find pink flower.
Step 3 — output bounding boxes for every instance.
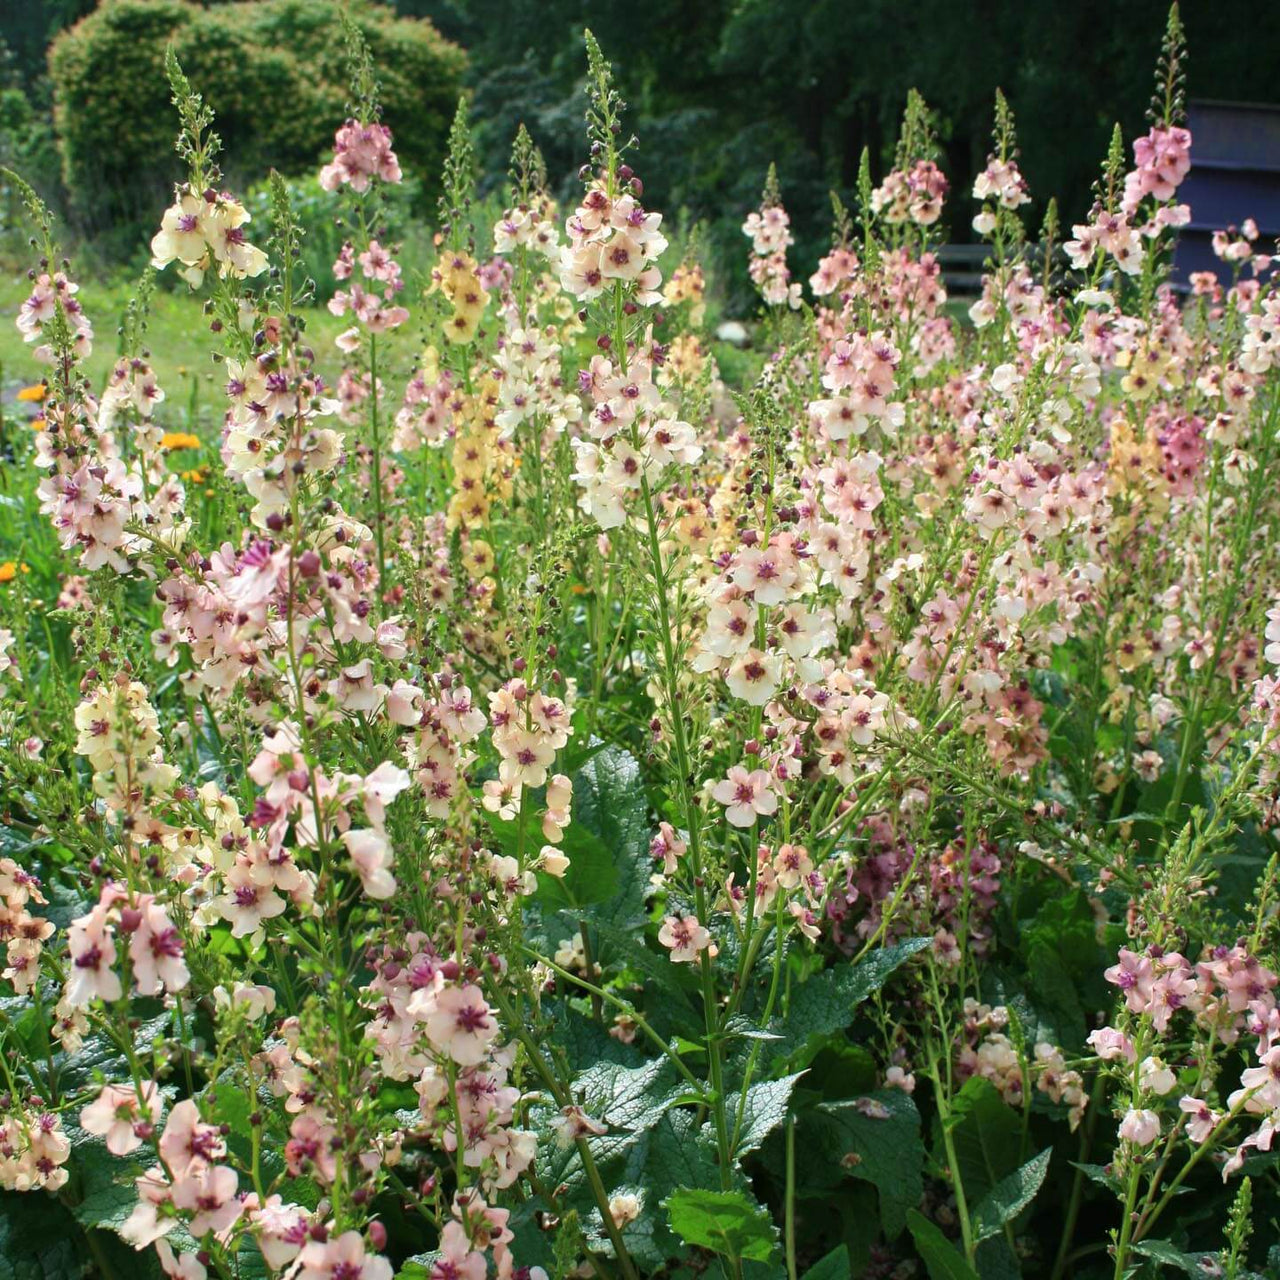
[343,829,397,899]
[711,765,779,828]
[319,120,402,193]
[1118,1108,1161,1146]
[1179,1096,1221,1144]
[64,902,121,1007]
[171,1163,241,1237]
[159,1100,225,1178]
[155,1240,207,1280]
[247,1195,310,1269]
[658,913,713,963]
[128,899,190,996]
[725,648,782,706]
[431,1222,486,1280]
[80,1081,161,1156]
[297,1230,394,1280]
[1087,1026,1136,1064]
[650,821,687,874]
[361,761,412,828]
[120,1166,176,1248]
[285,1114,339,1183]
[422,984,500,1066]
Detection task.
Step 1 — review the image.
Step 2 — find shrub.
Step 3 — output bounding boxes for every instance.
[47,0,465,243]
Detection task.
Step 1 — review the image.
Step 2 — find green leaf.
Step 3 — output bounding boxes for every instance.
[816,1090,924,1240]
[397,1254,439,1280]
[772,939,929,1065]
[971,1148,1051,1243]
[941,1077,1022,1204]
[588,919,701,1017]
[531,1057,685,1195]
[70,1180,138,1233]
[1068,1161,1121,1194]
[628,1111,732,1268]
[1132,1239,1221,1275]
[542,997,645,1072]
[574,746,654,930]
[576,1057,682,1135]
[734,1072,804,1161]
[666,1188,779,1264]
[802,1244,851,1280]
[906,1210,980,1280]
[55,1011,172,1092]
[0,1190,84,1280]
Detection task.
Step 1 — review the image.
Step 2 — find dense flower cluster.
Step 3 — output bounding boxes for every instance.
[5,10,1280,1279]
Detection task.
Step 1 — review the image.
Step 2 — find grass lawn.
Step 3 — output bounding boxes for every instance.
[0,264,425,431]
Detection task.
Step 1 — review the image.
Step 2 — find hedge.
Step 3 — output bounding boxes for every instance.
[48,0,466,242]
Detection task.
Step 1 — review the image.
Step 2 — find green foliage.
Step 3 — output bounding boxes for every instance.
[492,744,654,929]
[771,936,930,1066]
[802,1244,851,1280]
[733,1072,804,1161]
[937,1077,1023,1204]
[665,1187,779,1264]
[970,1148,1051,1243]
[47,0,464,241]
[906,1210,980,1280]
[815,1090,925,1239]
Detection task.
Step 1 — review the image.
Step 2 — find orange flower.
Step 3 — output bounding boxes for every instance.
[17,383,46,402]
[160,432,201,452]
[0,562,16,583]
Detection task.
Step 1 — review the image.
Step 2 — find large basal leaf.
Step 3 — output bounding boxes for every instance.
[970,1148,1051,1244]
[540,997,645,1072]
[0,1190,84,1280]
[665,1188,779,1264]
[579,1109,731,1272]
[55,1011,173,1093]
[906,1210,980,1280]
[816,1090,924,1240]
[771,938,929,1066]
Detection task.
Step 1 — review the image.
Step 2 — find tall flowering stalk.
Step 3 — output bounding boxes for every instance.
[321,16,409,610]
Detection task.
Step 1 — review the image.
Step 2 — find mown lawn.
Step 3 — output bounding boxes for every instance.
[0,264,424,427]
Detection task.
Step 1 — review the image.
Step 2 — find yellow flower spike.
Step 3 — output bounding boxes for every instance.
[160,432,201,452]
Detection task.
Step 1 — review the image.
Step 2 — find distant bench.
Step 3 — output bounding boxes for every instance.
[937,243,989,295]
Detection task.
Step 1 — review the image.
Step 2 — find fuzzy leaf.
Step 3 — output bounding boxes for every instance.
[771,938,929,1063]
[665,1188,778,1263]
[941,1077,1022,1204]
[1132,1239,1223,1275]
[971,1148,1051,1243]
[734,1072,804,1161]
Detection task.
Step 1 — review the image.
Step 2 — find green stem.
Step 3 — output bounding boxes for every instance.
[785,1118,798,1280]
